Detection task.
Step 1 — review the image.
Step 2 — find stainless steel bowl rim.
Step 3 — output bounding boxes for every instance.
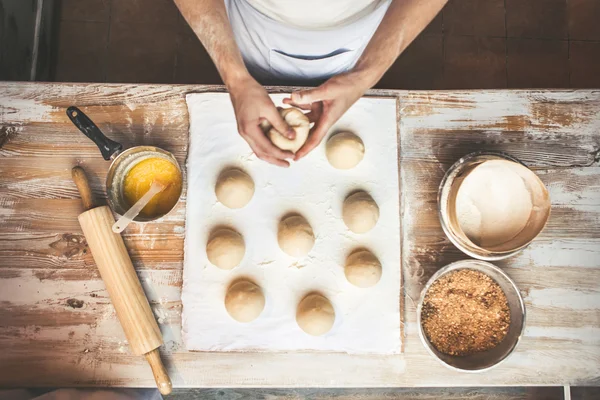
[416,259,527,372]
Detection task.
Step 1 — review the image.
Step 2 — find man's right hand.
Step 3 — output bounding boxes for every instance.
[173,0,295,167]
[228,76,296,167]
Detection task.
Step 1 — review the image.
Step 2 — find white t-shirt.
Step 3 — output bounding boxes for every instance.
[245,0,384,29]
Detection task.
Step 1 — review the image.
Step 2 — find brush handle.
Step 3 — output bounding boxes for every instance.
[112,181,166,233]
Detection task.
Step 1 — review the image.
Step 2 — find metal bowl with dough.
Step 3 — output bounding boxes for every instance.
[438,151,550,260]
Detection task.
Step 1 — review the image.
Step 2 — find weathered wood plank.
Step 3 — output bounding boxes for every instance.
[6,122,164,160]
[0,157,127,200]
[0,198,186,234]
[165,387,565,400]
[2,263,596,329]
[0,126,188,160]
[400,162,600,205]
[399,91,600,168]
[0,233,184,270]
[0,268,182,304]
[0,195,596,239]
[3,154,599,205]
[402,239,600,293]
[1,340,597,387]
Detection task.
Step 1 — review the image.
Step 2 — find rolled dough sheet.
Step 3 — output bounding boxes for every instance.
[182,93,401,354]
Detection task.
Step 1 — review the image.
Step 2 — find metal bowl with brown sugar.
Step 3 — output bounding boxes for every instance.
[67,106,182,223]
[417,259,526,372]
[438,151,551,261]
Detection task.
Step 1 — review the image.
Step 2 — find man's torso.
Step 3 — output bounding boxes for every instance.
[245,0,384,29]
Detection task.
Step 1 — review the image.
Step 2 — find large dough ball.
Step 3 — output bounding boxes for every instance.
[206,228,245,270]
[215,168,254,209]
[225,280,265,323]
[326,132,365,170]
[342,191,380,234]
[345,249,382,288]
[277,214,315,257]
[261,107,310,153]
[296,293,335,336]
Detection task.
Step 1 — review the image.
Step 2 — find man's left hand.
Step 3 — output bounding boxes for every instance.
[283,71,371,161]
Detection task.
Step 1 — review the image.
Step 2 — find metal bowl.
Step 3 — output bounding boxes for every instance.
[438,151,551,261]
[66,106,182,224]
[417,259,526,372]
[106,146,182,222]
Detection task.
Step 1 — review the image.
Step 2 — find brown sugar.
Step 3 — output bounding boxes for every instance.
[421,269,510,356]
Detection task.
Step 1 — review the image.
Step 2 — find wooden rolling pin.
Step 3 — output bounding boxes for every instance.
[72,166,172,395]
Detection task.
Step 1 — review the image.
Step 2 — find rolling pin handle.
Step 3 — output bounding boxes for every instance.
[145,348,173,395]
[71,166,95,211]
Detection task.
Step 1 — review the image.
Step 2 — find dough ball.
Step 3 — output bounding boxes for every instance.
[206,228,245,270]
[277,214,315,257]
[345,249,382,288]
[261,107,310,153]
[326,132,365,169]
[215,168,254,209]
[296,293,335,336]
[225,280,265,323]
[342,191,380,234]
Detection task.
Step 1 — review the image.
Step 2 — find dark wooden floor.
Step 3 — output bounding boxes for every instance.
[53,0,600,89]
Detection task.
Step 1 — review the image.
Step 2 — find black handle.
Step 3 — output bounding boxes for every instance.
[67,106,122,160]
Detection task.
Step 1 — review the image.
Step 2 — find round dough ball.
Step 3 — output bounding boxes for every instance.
[225,280,265,323]
[342,191,380,234]
[345,249,382,288]
[206,228,245,270]
[296,293,335,336]
[215,168,254,209]
[277,214,315,257]
[261,107,310,153]
[326,132,365,169]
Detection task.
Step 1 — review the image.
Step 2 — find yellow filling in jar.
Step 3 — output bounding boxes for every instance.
[122,157,182,218]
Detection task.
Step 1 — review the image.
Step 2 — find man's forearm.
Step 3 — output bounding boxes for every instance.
[353,0,448,88]
[174,0,250,88]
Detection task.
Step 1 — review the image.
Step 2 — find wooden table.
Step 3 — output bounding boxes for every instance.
[0,83,599,388]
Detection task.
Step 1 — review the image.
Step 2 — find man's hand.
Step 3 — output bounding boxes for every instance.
[229,76,296,167]
[283,71,370,161]
[174,0,296,167]
[281,0,447,161]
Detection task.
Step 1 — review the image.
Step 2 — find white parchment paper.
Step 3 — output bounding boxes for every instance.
[182,93,401,354]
